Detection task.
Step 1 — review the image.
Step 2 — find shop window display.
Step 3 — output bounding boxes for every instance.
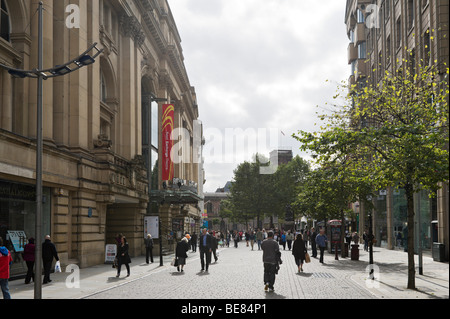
[0,180,51,276]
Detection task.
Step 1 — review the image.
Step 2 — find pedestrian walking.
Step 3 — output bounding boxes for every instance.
[363,231,369,251]
[42,235,59,284]
[292,234,307,272]
[304,229,309,248]
[199,228,212,272]
[144,234,154,264]
[310,227,318,258]
[280,231,287,250]
[219,232,225,247]
[23,237,36,284]
[315,229,328,264]
[286,230,294,250]
[116,236,131,277]
[261,231,281,292]
[0,237,13,299]
[256,229,263,250]
[175,237,190,272]
[245,231,250,247]
[249,231,256,250]
[234,231,239,248]
[191,232,198,252]
[211,232,218,263]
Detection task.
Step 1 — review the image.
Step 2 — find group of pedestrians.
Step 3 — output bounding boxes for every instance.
[0,235,59,299]
[172,228,220,273]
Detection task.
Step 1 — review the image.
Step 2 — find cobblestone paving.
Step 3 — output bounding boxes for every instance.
[87,242,374,299]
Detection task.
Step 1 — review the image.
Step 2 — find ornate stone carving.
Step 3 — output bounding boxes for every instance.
[94,134,112,149]
[120,15,146,46]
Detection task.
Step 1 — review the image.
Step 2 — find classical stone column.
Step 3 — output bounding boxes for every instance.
[67,0,89,150]
[1,69,12,131]
[52,0,70,147]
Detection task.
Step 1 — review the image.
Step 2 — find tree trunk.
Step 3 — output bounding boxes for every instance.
[405,183,416,290]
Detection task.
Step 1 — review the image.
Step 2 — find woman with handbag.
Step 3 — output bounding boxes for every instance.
[116,236,131,277]
[175,237,190,272]
[292,234,308,273]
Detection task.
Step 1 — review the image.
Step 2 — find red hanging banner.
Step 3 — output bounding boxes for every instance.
[162,104,174,181]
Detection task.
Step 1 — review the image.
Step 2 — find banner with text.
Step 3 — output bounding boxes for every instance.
[162,104,174,181]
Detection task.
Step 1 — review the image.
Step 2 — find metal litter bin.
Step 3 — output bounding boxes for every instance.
[432,243,445,262]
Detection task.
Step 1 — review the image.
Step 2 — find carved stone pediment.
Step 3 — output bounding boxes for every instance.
[94,134,112,149]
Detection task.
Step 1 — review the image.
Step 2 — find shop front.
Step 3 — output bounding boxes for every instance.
[0,179,51,277]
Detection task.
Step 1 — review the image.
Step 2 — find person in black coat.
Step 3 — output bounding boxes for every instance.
[199,228,212,272]
[175,237,190,272]
[191,232,198,252]
[310,227,318,258]
[292,234,307,273]
[116,236,131,277]
[144,234,154,264]
[211,233,218,263]
[42,235,59,284]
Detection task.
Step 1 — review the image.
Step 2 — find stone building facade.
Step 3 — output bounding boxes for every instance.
[0,0,202,276]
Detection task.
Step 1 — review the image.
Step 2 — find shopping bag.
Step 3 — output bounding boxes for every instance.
[305,253,311,263]
[171,258,179,267]
[54,260,62,273]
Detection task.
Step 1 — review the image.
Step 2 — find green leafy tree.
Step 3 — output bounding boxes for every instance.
[229,154,273,228]
[229,154,310,229]
[295,60,449,289]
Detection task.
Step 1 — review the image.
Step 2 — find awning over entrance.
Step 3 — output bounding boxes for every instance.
[150,189,203,205]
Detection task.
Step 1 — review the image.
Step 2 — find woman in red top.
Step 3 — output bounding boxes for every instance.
[0,237,13,299]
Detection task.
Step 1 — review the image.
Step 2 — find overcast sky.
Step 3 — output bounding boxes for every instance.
[168,0,350,192]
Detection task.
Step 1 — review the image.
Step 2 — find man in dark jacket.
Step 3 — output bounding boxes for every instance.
[191,232,198,252]
[42,235,59,284]
[199,228,212,272]
[144,234,154,264]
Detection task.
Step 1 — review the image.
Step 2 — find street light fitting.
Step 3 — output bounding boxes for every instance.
[7,69,28,78]
[0,42,103,80]
[50,65,72,76]
[77,54,96,66]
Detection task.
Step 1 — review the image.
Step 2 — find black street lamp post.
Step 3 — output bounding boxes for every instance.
[368,211,375,280]
[0,1,102,299]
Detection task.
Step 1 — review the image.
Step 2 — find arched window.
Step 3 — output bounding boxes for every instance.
[0,0,10,42]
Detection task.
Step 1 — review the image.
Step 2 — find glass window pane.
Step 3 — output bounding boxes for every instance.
[151,149,159,189]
